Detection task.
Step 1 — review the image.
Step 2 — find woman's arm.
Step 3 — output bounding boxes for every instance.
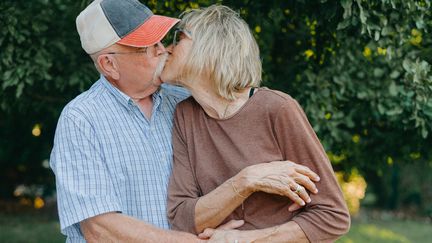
[194,161,320,233]
[272,97,351,242]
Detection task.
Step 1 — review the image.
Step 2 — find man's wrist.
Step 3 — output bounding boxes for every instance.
[170,230,201,243]
[243,226,281,243]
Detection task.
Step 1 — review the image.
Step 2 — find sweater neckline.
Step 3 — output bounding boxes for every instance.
[199,87,263,121]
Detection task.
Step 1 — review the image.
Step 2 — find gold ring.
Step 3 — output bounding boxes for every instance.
[294,184,302,194]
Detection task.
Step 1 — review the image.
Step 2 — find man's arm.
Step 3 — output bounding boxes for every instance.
[81,212,245,243]
[80,212,201,243]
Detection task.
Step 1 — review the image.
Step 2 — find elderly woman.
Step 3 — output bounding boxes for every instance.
[161,5,350,243]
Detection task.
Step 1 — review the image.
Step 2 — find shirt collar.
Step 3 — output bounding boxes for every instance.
[100,75,164,110]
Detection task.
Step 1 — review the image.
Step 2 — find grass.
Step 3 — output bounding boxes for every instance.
[337,218,432,243]
[0,213,430,242]
[0,213,65,243]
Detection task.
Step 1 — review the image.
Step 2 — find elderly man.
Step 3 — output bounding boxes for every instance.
[49,0,207,242]
[50,0,321,242]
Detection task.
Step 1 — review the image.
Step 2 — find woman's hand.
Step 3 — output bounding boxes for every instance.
[236,160,320,210]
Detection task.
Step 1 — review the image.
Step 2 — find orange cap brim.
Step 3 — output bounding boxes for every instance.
[117,15,180,47]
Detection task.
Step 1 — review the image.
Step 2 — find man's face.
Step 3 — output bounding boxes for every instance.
[109,43,167,94]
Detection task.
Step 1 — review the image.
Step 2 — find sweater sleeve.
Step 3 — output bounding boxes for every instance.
[167,104,200,234]
[273,97,350,243]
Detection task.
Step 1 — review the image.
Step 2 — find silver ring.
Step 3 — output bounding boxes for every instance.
[294,184,302,194]
[234,240,239,243]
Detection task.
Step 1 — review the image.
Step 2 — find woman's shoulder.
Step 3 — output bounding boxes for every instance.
[254,88,308,125]
[255,87,299,108]
[174,96,201,117]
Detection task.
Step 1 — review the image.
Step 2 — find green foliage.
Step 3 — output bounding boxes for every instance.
[1,0,431,211]
[0,0,97,199]
[295,0,432,209]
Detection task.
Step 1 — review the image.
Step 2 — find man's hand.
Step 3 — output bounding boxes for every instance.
[236,160,320,210]
[201,229,241,243]
[200,229,263,243]
[198,219,244,240]
[199,221,309,243]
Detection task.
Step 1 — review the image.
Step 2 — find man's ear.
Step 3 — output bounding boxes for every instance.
[97,54,120,80]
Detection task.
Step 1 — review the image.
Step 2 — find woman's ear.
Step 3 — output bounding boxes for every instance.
[97,54,120,80]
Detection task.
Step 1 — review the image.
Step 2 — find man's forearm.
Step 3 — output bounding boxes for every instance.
[81,212,201,243]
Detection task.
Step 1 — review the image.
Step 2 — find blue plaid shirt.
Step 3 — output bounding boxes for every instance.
[50,75,189,242]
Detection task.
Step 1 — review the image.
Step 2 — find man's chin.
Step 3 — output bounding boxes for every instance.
[151,77,163,86]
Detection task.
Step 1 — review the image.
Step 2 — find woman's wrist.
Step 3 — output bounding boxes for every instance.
[233,167,257,196]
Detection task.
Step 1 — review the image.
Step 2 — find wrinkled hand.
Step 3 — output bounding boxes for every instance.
[242,160,320,210]
[198,219,245,240]
[204,229,240,243]
[200,229,258,243]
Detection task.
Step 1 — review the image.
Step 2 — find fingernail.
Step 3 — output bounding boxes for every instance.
[316,176,320,181]
[307,198,311,203]
[301,201,305,206]
[315,189,319,193]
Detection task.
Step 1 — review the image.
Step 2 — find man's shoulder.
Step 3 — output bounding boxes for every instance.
[161,84,190,102]
[60,80,107,119]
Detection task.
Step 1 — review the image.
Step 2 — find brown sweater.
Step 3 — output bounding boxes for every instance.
[167,88,350,242]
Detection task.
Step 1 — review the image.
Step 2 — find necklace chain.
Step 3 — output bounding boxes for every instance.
[222,102,231,118]
[220,88,254,118]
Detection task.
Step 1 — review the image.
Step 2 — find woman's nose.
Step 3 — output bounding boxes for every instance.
[165,44,174,53]
[155,42,167,55]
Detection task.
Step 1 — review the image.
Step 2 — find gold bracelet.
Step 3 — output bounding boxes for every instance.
[230,179,248,199]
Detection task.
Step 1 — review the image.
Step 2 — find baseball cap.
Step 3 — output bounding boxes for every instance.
[76,0,179,54]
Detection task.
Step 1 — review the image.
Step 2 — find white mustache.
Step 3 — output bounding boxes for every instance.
[152,52,169,84]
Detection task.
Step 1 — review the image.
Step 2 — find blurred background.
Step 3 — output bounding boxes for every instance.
[1,0,431,242]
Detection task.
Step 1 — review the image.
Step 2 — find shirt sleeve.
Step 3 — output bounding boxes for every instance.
[273,97,350,243]
[50,107,122,238]
[167,104,200,234]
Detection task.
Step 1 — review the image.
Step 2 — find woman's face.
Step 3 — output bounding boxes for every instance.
[161,29,193,85]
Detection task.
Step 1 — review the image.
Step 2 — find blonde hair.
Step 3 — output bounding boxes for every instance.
[179,4,262,100]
